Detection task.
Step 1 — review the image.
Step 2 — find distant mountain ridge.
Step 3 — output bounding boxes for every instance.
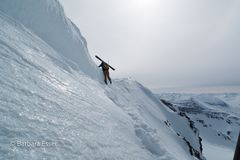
[157,93,240,160]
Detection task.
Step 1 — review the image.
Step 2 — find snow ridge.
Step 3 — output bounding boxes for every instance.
[0,11,156,160]
[0,10,196,159]
[0,0,98,79]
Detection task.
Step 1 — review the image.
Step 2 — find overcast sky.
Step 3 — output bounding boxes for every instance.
[59,0,240,90]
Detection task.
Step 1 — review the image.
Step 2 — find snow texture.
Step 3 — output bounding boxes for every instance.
[0,0,99,79]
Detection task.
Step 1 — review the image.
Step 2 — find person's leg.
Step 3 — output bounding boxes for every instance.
[103,71,107,84]
[107,70,112,84]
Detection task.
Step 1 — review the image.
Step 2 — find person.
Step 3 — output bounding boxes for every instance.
[98,61,112,84]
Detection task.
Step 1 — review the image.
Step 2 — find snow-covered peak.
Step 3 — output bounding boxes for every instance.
[157,93,240,160]
[0,0,98,79]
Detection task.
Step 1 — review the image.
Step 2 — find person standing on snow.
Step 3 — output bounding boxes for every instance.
[98,61,112,85]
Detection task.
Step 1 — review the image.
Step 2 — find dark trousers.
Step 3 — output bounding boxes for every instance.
[103,70,112,84]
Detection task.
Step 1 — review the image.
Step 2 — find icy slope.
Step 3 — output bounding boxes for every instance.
[0,11,158,160]
[157,93,240,160]
[0,9,206,160]
[105,80,205,160]
[0,0,98,79]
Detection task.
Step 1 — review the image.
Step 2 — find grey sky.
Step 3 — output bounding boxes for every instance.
[59,0,240,89]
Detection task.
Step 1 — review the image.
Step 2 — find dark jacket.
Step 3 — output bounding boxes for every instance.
[99,62,109,71]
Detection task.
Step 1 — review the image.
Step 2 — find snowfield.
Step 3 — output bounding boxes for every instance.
[157,93,240,160]
[0,0,238,160]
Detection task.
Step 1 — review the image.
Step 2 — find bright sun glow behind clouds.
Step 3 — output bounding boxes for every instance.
[129,0,157,9]
[126,0,168,15]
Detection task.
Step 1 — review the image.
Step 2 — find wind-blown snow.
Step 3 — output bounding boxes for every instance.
[0,0,98,79]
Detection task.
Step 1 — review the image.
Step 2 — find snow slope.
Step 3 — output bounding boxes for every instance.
[0,10,205,159]
[105,80,206,160]
[0,0,98,79]
[0,11,154,160]
[0,0,208,160]
[157,93,240,160]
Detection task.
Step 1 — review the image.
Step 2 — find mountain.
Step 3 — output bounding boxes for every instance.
[0,0,237,159]
[157,93,240,160]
